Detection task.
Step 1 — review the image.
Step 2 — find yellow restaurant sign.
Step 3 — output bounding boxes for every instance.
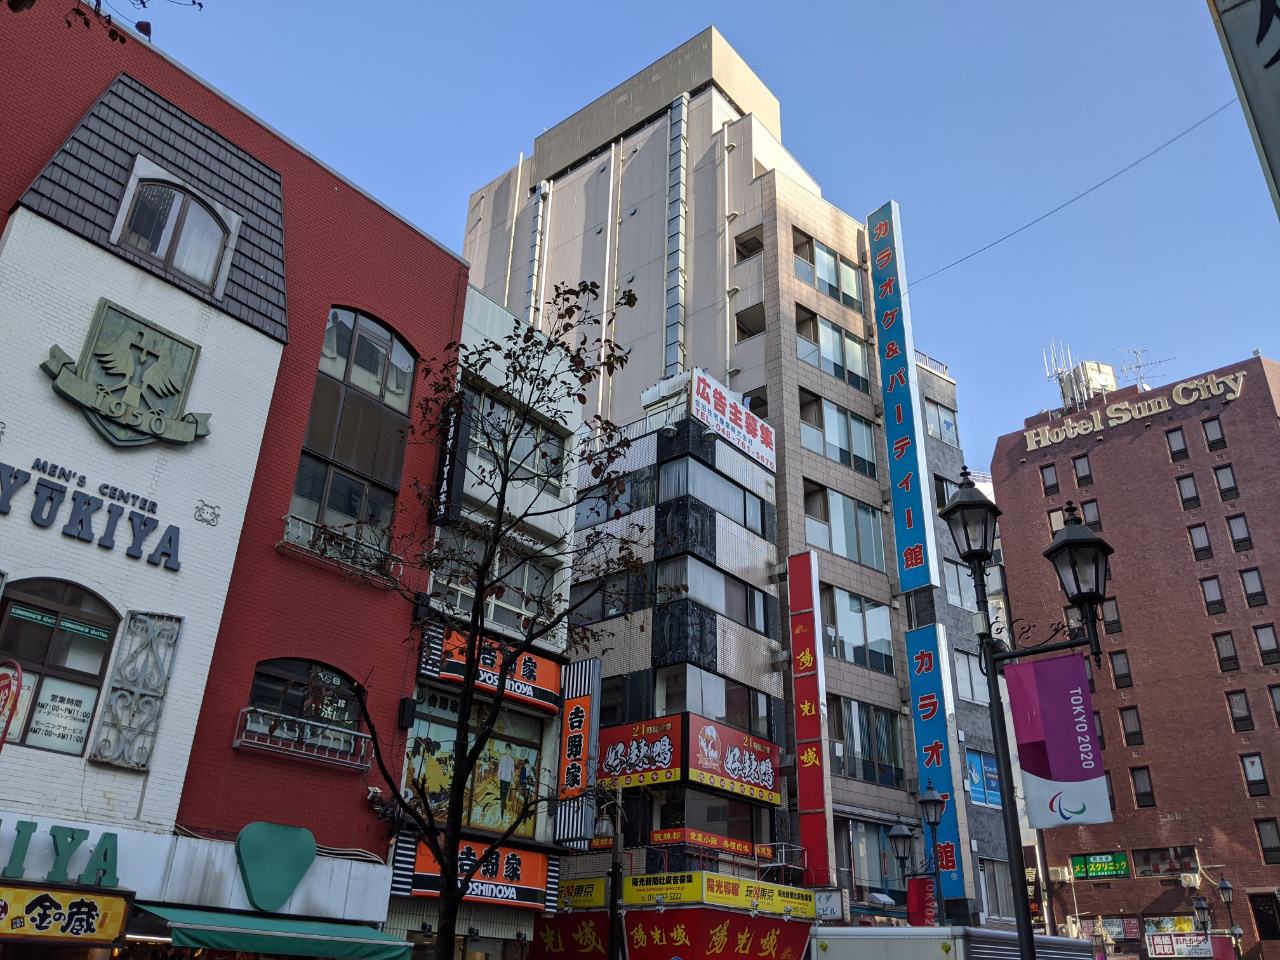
[1024,370,1247,451]
[557,878,607,910]
[621,872,815,918]
[0,883,130,943]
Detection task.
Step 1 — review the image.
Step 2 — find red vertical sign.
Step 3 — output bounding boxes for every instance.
[787,552,832,887]
[907,877,936,926]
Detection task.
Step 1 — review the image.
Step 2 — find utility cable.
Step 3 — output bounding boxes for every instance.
[910,98,1239,287]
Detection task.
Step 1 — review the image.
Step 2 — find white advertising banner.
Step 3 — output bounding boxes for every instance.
[690,369,775,472]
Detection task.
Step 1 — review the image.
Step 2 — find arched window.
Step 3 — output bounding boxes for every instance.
[248,658,360,731]
[0,579,119,755]
[120,182,229,289]
[287,309,416,562]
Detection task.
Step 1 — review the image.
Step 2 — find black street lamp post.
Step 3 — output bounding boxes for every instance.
[1194,895,1213,952]
[941,470,1114,960]
[593,784,624,960]
[920,782,946,925]
[1219,875,1241,960]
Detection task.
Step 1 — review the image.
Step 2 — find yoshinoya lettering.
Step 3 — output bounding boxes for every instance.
[0,459,181,572]
[1024,370,1247,451]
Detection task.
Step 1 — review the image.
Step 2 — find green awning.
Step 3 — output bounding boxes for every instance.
[140,905,411,960]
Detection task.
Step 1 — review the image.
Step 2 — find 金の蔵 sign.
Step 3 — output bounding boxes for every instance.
[0,882,131,945]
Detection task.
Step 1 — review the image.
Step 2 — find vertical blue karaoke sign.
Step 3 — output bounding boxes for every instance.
[870,201,963,901]
[867,200,938,594]
[907,625,965,900]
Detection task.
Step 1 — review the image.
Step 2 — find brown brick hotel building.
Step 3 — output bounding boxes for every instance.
[993,355,1280,959]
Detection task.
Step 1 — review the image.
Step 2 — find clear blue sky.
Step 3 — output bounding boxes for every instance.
[142,1,1280,470]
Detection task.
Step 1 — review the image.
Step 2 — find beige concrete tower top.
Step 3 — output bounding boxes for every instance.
[530,26,780,182]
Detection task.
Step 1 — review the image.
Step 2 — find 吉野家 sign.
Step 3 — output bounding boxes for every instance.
[411,843,550,910]
[690,369,776,472]
[419,626,562,714]
[1071,852,1131,880]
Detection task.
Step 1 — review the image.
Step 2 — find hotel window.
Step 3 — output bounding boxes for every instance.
[1120,706,1144,746]
[935,475,959,513]
[435,529,557,631]
[1131,767,1156,808]
[803,481,886,571]
[1102,598,1121,634]
[1177,474,1200,510]
[1257,820,1280,865]
[659,456,764,535]
[828,696,904,788]
[814,240,841,300]
[1105,770,1116,810]
[657,555,766,633]
[1270,686,1280,726]
[1073,454,1093,486]
[954,650,990,704]
[793,229,816,286]
[467,385,567,495]
[944,560,979,612]
[0,580,119,756]
[1166,427,1188,462]
[795,307,870,392]
[1081,499,1101,531]
[1110,651,1132,688]
[1201,576,1226,615]
[1215,464,1239,501]
[1048,508,1065,534]
[798,389,877,478]
[821,584,894,674]
[839,256,864,311]
[1094,710,1106,749]
[1040,463,1059,496]
[980,859,1015,920]
[1257,625,1280,665]
[1203,416,1226,451]
[1215,632,1240,671]
[119,180,230,291]
[1242,568,1268,607]
[1228,691,1255,732]
[1227,515,1253,552]
[1133,846,1198,876]
[925,399,960,447]
[1188,524,1213,560]
[290,309,415,559]
[1244,754,1270,797]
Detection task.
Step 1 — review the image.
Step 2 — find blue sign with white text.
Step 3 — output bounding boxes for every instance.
[906,624,965,900]
[868,200,938,593]
[981,752,1002,808]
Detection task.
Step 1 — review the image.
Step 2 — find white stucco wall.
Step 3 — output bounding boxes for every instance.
[0,209,282,831]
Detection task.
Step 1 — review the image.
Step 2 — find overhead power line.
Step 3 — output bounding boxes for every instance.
[910,97,1240,287]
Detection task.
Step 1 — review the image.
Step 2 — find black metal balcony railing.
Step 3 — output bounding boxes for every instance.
[233,706,373,770]
[279,514,401,579]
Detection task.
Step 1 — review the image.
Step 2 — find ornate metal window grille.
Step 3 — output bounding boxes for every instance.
[89,611,182,770]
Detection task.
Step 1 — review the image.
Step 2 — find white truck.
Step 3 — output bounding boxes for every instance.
[810,924,1095,960]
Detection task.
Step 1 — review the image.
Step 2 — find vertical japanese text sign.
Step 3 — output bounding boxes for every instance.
[553,658,602,849]
[906,625,965,899]
[867,201,939,592]
[787,552,834,886]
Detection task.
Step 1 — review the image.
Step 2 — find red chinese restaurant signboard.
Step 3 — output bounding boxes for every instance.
[623,908,808,960]
[688,714,780,805]
[650,828,754,857]
[597,715,684,789]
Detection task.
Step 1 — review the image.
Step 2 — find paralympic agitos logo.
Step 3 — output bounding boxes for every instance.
[1049,792,1087,821]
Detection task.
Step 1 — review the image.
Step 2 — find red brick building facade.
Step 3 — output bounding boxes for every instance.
[993,356,1280,959]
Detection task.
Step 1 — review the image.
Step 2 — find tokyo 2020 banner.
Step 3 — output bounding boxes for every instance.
[1005,653,1112,829]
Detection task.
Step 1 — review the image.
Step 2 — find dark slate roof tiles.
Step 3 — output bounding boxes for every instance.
[20,73,288,343]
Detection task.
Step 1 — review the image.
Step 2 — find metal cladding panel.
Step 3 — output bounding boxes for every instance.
[576,431,657,489]
[19,74,288,342]
[586,607,653,675]
[715,614,782,699]
[713,512,777,593]
[867,200,938,592]
[714,438,777,502]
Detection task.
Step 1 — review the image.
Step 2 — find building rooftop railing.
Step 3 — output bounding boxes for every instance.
[915,350,949,378]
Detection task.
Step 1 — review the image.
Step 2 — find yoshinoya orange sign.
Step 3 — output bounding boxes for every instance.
[411,842,551,910]
[420,626,562,715]
[688,715,780,805]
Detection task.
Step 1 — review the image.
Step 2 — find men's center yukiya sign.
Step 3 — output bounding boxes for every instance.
[1024,370,1246,451]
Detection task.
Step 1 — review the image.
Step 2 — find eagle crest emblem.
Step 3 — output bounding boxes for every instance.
[41,299,210,447]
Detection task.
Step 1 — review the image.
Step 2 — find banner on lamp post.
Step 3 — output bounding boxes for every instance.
[907,877,936,926]
[1005,652,1112,829]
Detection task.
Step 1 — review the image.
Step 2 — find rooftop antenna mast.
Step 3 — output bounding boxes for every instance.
[1044,340,1087,412]
[1118,348,1175,392]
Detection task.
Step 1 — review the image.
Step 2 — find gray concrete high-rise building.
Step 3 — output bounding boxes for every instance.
[464,27,1008,926]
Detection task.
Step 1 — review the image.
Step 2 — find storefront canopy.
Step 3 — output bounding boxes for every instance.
[140,906,411,960]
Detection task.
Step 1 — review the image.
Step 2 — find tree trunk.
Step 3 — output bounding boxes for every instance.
[433,888,461,960]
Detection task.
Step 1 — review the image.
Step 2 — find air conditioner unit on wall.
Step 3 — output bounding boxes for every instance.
[1181,873,1201,889]
[1048,867,1072,883]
